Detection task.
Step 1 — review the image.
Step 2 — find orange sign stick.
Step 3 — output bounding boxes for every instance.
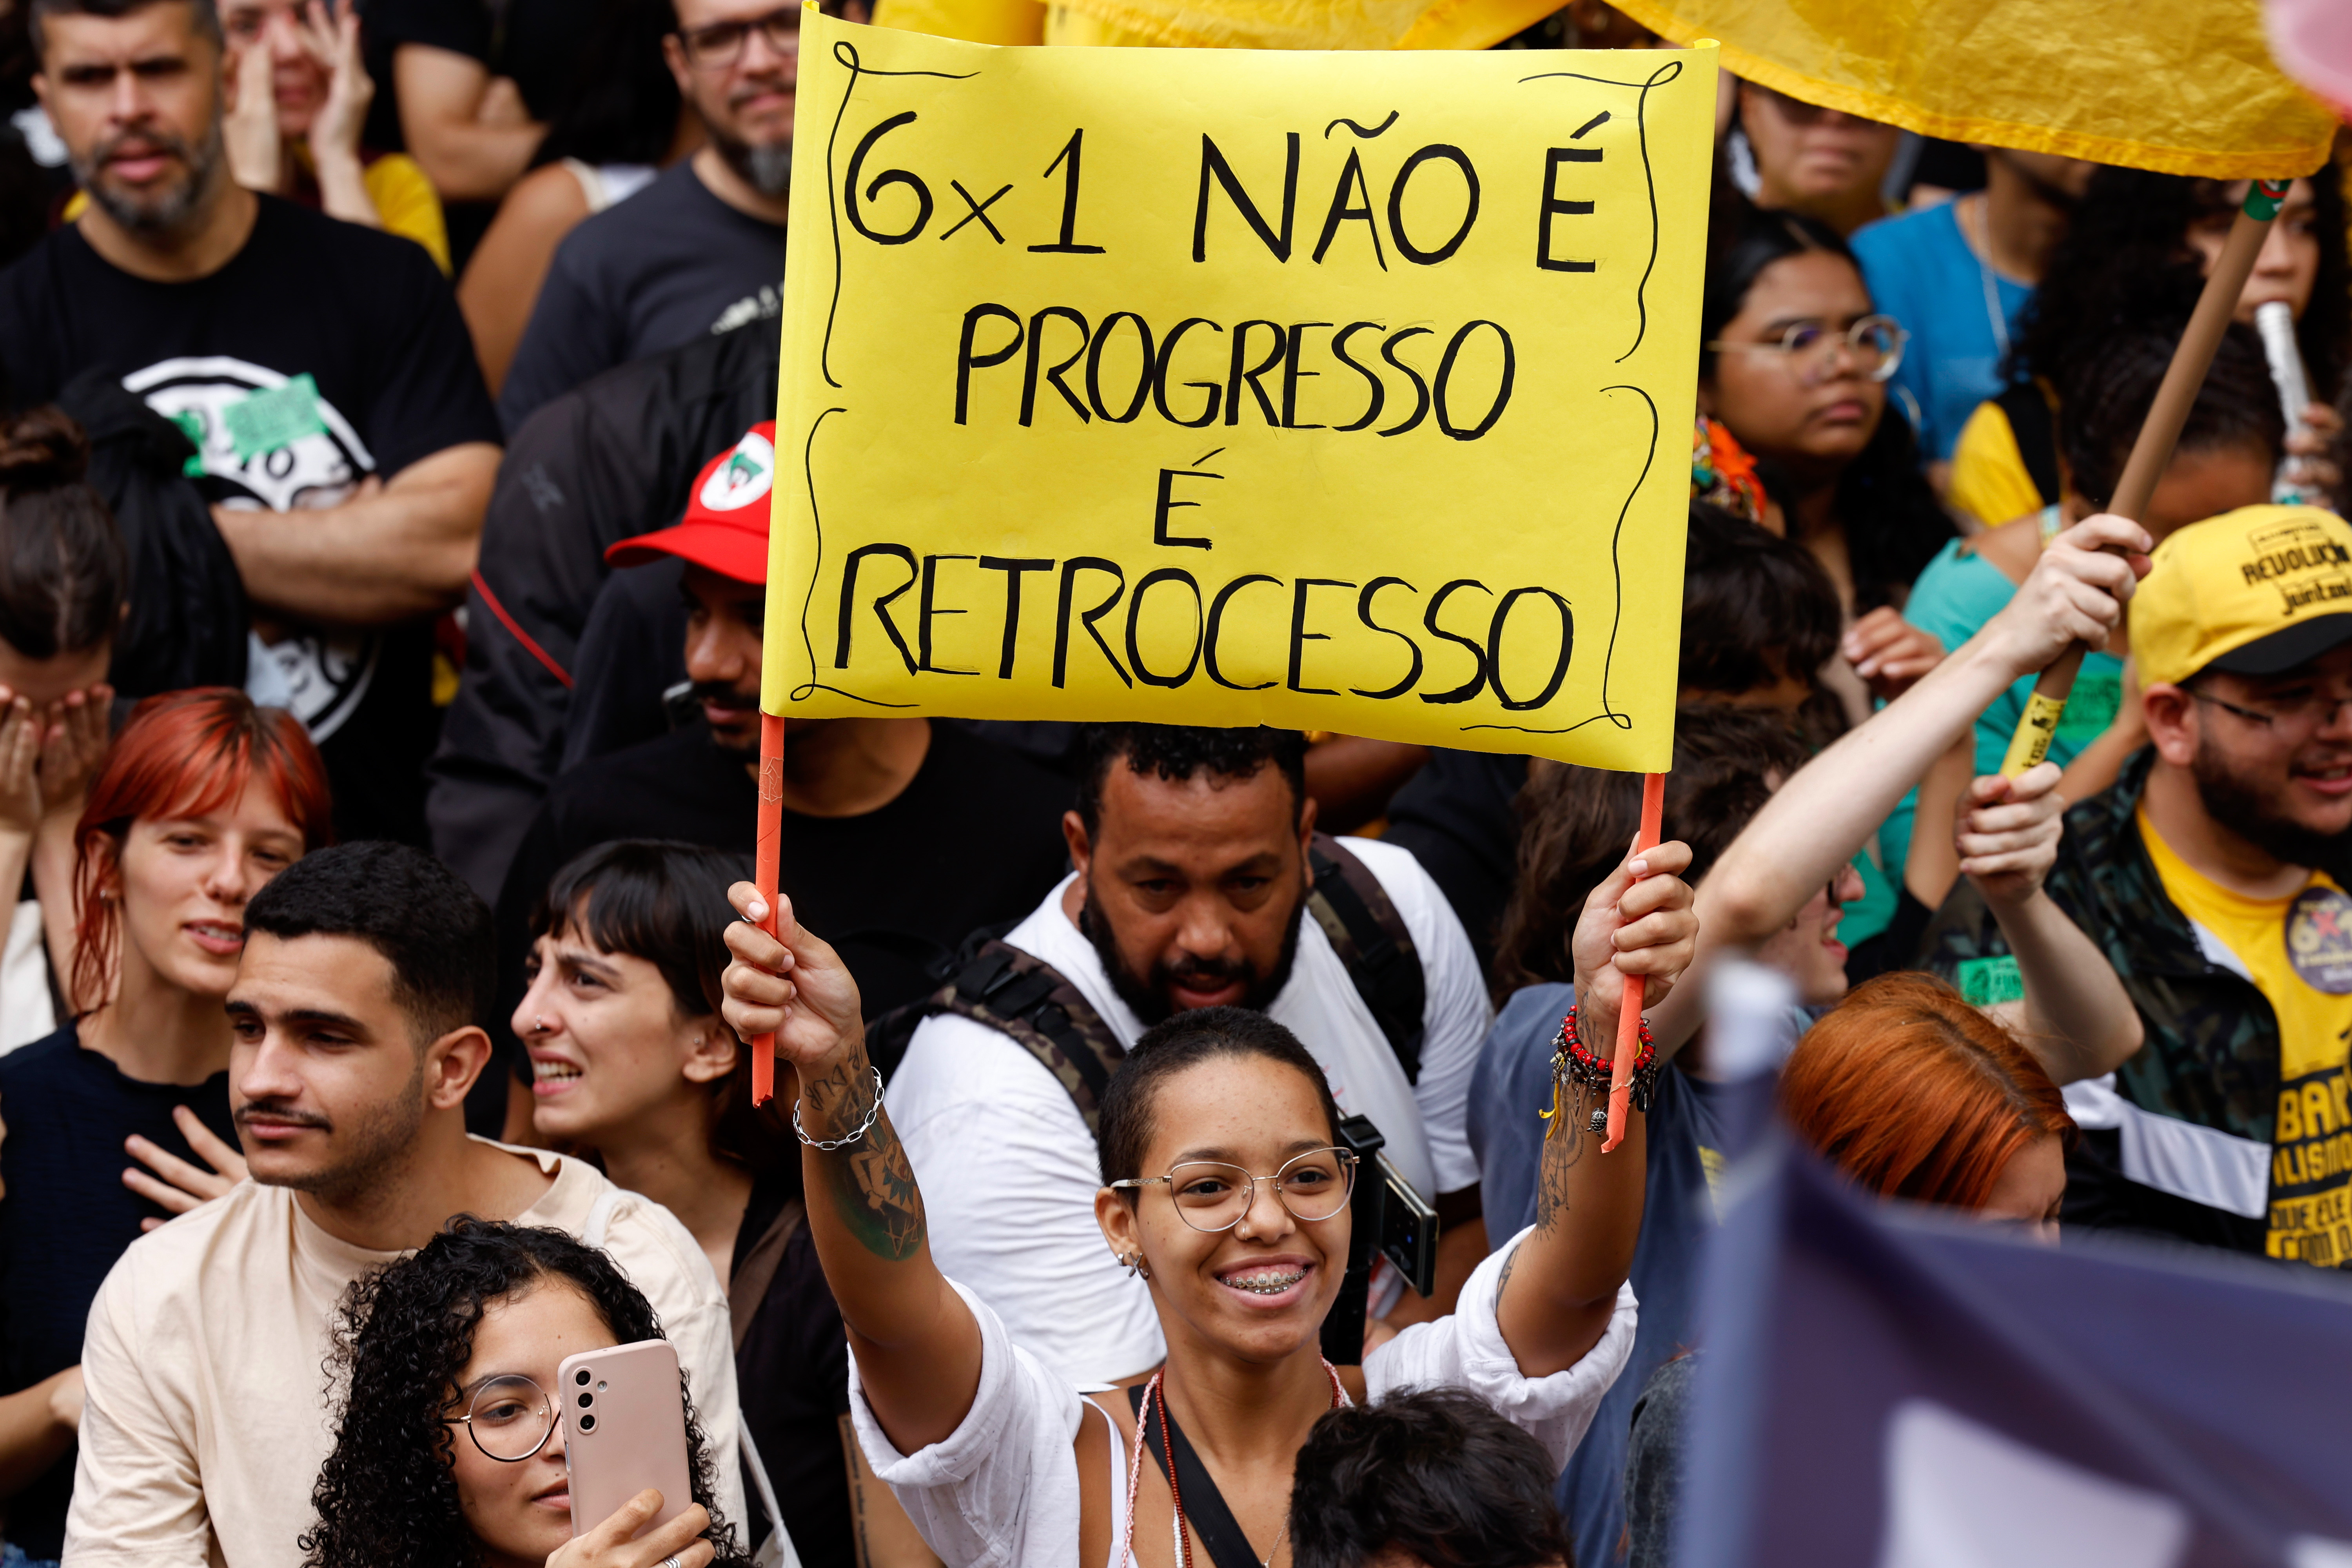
[1603,771,1667,1153]
[750,712,784,1106]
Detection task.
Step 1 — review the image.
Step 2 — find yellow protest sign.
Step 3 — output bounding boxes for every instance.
[764,13,1715,770]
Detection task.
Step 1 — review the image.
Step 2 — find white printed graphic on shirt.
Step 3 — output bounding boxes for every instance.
[120,356,378,742]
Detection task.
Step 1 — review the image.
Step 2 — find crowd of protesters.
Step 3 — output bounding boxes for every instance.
[0,0,2348,1565]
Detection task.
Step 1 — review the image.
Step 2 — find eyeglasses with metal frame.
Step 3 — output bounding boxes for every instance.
[1702,314,1909,385]
[445,1374,557,1463]
[1111,1146,1359,1234]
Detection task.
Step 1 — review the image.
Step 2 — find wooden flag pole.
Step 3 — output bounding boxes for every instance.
[751,712,785,1105]
[1997,177,2293,778]
[1602,770,1668,1153]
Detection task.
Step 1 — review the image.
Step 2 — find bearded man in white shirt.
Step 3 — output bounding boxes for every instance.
[885,724,1493,1387]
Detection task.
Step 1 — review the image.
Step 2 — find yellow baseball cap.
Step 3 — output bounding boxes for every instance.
[2133,505,2352,688]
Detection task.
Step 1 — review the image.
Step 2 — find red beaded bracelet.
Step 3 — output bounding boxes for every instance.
[1541,1005,1660,1139]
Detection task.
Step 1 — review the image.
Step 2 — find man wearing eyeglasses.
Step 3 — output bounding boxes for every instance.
[1930,504,2352,1268]
[494,0,866,434]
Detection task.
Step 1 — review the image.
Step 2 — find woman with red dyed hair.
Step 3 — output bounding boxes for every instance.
[1781,971,2077,1239]
[0,689,330,1559]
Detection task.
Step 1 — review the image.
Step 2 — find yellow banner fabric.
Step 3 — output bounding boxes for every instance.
[1609,0,2336,180]
[763,14,1715,771]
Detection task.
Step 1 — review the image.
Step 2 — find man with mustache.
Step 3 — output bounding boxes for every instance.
[487,420,1073,1084]
[0,0,501,846]
[493,0,867,434]
[63,842,746,1568]
[882,722,1494,1388]
[1931,505,2352,1267]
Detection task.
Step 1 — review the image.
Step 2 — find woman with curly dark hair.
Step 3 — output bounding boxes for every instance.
[302,1219,750,1568]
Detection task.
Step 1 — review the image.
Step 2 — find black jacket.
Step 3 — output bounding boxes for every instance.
[425,317,779,899]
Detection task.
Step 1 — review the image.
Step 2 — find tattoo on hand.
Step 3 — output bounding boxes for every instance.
[809,1059,926,1261]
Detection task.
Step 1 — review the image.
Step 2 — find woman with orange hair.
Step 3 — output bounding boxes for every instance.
[0,689,331,1565]
[1782,971,2076,1238]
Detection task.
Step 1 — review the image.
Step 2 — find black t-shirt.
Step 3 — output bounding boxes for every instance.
[0,1025,238,1559]
[731,1171,852,1565]
[359,0,584,148]
[0,198,503,843]
[496,162,785,434]
[492,718,1073,1062]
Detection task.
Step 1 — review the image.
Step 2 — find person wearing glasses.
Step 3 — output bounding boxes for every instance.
[302,1220,750,1568]
[494,0,869,434]
[1699,203,1953,722]
[710,830,1697,1568]
[1927,503,2352,1270]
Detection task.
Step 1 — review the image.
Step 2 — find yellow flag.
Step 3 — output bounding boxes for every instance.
[872,0,1563,51]
[765,15,1715,771]
[1610,0,2336,178]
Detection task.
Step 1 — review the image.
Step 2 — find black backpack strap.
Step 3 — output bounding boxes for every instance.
[1994,379,2064,508]
[866,938,1128,1136]
[1306,833,1426,1084]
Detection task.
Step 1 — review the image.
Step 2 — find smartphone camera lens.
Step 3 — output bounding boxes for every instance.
[577,1392,593,1409]
[579,1414,596,1433]
[574,1368,591,1386]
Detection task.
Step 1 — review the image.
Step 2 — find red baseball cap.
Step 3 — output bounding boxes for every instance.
[604,421,777,583]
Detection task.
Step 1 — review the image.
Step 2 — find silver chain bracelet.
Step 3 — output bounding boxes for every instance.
[792,1065,885,1151]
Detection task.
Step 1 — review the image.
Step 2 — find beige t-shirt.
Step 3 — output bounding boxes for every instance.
[62,1139,744,1568]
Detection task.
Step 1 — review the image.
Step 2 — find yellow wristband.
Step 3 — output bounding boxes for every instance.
[1999,691,2067,777]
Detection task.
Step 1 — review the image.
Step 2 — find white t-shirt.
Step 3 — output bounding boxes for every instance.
[888,837,1490,1385]
[849,1228,1636,1568]
[64,1139,746,1568]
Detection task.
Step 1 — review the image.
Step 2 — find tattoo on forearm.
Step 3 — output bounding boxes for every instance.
[808,1058,927,1261]
[1536,1111,1583,1236]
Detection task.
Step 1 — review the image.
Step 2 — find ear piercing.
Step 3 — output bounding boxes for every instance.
[1120,1251,1150,1280]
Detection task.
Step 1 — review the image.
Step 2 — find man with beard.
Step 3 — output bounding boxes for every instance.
[492,0,864,432]
[0,0,501,845]
[64,843,745,1568]
[488,420,1072,1095]
[1931,505,2352,1266]
[883,722,1492,1387]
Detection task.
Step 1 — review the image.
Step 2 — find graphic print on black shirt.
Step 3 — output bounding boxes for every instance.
[0,198,502,840]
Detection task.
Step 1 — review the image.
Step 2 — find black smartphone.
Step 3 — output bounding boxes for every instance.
[1319,1114,1441,1365]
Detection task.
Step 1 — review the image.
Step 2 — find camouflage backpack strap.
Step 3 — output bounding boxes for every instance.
[1307,832,1426,1085]
[882,939,1128,1136]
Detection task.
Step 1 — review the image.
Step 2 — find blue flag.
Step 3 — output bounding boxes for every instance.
[1677,1147,2352,1567]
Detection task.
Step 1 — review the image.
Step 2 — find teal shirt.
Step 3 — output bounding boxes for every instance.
[1880,537,2124,882]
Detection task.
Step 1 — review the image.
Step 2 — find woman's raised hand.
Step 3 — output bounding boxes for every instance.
[1954,761,2066,909]
[1984,514,2149,676]
[1843,606,1944,700]
[544,1492,713,1568]
[1570,838,1699,1043]
[721,883,866,1073]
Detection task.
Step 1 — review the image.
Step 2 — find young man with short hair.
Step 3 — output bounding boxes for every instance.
[64,843,744,1568]
[493,0,868,432]
[1931,504,2352,1265]
[2,0,502,844]
[884,722,1493,1386]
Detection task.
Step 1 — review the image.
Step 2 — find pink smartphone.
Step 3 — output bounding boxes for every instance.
[557,1339,697,1542]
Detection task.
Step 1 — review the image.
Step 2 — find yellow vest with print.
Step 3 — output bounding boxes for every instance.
[2142,810,2352,1265]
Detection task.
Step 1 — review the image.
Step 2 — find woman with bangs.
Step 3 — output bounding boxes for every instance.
[0,688,331,1566]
